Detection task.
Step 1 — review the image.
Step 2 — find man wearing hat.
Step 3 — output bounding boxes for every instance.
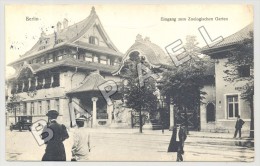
[168,124,187,162]
[41,110,69,161]
[71,117,91,161]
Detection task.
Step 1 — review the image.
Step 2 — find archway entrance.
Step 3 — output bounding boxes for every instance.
[206,103,215,122]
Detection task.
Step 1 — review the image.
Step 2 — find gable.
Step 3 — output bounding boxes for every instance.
[77,23,109,48]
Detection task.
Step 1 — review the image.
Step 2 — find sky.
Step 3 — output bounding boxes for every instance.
[5,4,253,77]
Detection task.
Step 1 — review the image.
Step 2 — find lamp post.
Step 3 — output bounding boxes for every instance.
[158,95,164,134]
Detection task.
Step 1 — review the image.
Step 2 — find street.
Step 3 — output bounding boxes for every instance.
[6,128,254,162]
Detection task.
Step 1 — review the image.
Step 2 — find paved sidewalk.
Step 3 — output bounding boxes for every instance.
[77,128,253,141]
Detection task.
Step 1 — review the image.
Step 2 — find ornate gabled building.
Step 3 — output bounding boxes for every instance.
[201,23,253,133]
[6,7,123,127]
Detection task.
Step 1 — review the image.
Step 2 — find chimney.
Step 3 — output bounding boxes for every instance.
[41,30,46,37]
[144,37,150,42]
[57,21,62,32]
[91,6,96,15]
[135,34,143,42]
[63,18,68,29]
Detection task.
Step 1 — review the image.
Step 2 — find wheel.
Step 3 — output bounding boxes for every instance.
[19,126,22,132]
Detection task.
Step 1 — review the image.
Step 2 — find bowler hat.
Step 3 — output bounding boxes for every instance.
[76,117,85,127]
[46,110,59,119]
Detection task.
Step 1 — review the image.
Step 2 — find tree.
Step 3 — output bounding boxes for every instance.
[120,52,158,133]
[6,94,22,123]
[161,36,208,132]
[224,31,254,138]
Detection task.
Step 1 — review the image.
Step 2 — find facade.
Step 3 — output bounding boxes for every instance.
[201,23,253,134]
[6,7,123,128]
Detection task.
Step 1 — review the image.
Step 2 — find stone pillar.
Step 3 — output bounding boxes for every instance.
[59,98,71,128]
[51,75,54,87]
[26,102,31,115]
[28,78,31,89]
[22,81,25,92]
[42,78,45,88]
[69,100,76,127]
[35,77,38,87]
[50,100,55,110]
[92,97,98,127]
[107,104,113,125]
[170,104,174,130]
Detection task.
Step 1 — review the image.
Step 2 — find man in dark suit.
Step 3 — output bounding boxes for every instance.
[41,110,69,161]
[168,124,187,162]
[233,115,245,139]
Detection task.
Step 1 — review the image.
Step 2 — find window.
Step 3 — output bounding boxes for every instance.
[107,58,111,65]
[47,100,50,111]
[85,53,93,62]
[227,95,239,118]
[31,102,34,115]
[73,54,78,59]
[58,55,63,60]
[238,65,250,77]
[89,36,99,45]
[56,99,60,112]
[38,101,42,115]
[93,56,99,63]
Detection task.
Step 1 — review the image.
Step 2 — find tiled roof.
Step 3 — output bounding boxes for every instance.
[127,38,172,67]
[7,57,119,81]
[67,70,106,94]
[69,41,123,57]
[113,35,174,74]
[201,23,253,53]
[9,7,122,66]
[36,56,119,73]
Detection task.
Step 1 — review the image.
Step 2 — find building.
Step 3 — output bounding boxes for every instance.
[201,23,253,134]
[6,7,124,128]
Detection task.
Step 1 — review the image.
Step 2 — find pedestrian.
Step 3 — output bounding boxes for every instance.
[167,124,187,162]
[41,110,69,161]
[233,115,245,139]
[71,117,91,161]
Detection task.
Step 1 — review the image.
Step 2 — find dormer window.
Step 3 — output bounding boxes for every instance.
[56,39,64,44]
[89,36,99,45]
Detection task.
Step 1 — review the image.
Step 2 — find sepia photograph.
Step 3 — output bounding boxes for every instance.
[4,4,254,162]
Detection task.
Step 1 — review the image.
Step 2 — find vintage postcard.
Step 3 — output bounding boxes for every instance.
[4,4,254,162]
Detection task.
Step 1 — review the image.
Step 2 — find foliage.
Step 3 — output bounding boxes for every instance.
[120,53,158,113]
[224,31,254,103]
[160,35,212,130]
[224,31,254,137]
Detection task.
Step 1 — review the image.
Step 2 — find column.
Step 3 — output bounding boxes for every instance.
[26,102,31,115]
[42,78,45,88]
[107,104,113,125]
[69,99,76,127]
[51,75,54,87]
[22,81,25,92]
[50,99,55,110]
[92,97,98,127]
[35,76,38,87]
[170,103,174,130]
[28,78,31,89]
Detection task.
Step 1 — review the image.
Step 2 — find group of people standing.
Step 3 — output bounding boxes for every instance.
[41,110,91,161]
[40,110,245,162]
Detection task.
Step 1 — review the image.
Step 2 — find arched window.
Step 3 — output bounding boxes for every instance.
[206,103,215,122]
